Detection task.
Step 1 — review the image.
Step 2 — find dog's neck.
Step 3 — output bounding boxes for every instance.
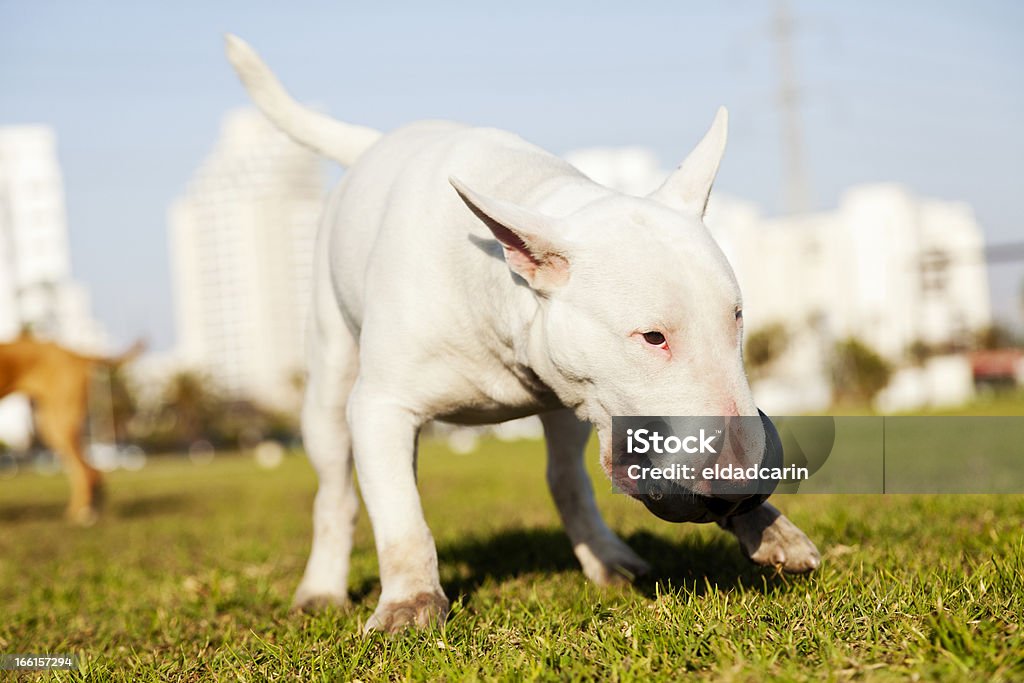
[486,177,618,413]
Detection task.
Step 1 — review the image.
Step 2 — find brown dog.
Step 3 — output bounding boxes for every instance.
[0,333,144,525]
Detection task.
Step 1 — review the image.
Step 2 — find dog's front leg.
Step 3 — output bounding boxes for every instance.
[348,384,448,634]
[541,409,650,584]
[718,502,820,573]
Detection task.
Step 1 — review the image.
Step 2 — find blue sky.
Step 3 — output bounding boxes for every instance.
[2,1,1022,349]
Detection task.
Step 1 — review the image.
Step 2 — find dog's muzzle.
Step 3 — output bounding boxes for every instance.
[629,410,783,524]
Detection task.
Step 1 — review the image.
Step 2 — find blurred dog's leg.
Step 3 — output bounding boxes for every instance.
[34,385,102,526]
[292,317,361,611]
[542,409,650,585]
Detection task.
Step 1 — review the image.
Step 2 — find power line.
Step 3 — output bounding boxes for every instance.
[774,0,811,215]
[985,242,1024,263]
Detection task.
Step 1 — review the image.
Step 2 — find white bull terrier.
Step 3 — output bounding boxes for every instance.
[226,35,819,633]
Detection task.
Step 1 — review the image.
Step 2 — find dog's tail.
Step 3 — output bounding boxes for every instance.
[86,339,147,369]
[224,34,382,167]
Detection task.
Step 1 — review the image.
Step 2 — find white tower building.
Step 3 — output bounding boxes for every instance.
[0,125,109,446]
[169,109,324,408]
[0,126,106,347]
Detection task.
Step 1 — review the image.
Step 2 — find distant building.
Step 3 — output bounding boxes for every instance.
[564,147,665,197]
[169,109,325,408]
[0,125,108,446]
[567,148,992,412]
[0,126,107,348]
[709,185,991,411]
[711,185,990,360]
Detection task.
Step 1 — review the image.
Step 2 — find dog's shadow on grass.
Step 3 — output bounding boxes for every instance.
[352,526,797,606]
[0,500,67,523]
[113,493,191,519]
[0,493,189,523]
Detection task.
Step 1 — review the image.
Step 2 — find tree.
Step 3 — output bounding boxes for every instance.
[105,364,138,444]
[130,370,301,453]
[831,338,892,404]
[158,371,224,449]
[906,339,934,367]
[974,324,1017,351]
[744,323,790,378]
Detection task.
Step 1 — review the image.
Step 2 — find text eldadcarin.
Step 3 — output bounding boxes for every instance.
[623,427,809,483]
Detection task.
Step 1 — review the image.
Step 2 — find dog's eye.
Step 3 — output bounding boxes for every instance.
[642,331,666,346]
[735,308,743,321]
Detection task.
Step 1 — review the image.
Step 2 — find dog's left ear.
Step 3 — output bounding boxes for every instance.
[450,176,570,291]
[648,106,728,218]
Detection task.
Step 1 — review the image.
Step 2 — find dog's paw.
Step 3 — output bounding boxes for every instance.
[733,510,820,574]
[577,536,652,586]
[364,592,449,634]
[66,505,99,527]
[290,586,349,613]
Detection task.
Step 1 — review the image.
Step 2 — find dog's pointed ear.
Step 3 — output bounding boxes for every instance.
[648,106,728,218]
[450,176,570,290]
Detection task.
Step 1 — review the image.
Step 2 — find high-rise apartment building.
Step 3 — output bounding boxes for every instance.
[170,109,324,407]
[0,125,108,445]
[0,125,106,347]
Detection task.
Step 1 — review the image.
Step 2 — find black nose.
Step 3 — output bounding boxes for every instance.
[710,488,756,504]
[704,494,764,517]
[708,409,783,499]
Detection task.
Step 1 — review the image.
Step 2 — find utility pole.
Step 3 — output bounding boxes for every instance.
[774,0,811,214]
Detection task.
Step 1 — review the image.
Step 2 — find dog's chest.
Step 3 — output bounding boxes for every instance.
[435,362,561,425]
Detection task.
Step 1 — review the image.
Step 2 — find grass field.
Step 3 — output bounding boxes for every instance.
[2,436,1023,681]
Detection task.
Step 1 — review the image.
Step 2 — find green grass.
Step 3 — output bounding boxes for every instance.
[1,438,1023,681]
